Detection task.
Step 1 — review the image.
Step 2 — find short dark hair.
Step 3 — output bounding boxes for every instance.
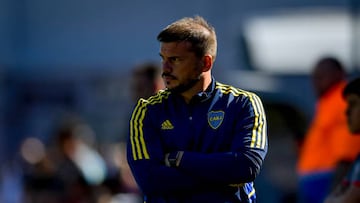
[343,77,360,97]
[157,15,217,61]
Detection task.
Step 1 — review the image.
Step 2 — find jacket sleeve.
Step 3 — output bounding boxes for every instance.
[127,99,218,195]
[177,93,268,184]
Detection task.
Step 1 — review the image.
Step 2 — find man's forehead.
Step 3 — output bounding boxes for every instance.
[160,41,192,52]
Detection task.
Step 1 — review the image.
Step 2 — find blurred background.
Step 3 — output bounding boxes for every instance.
[0,0,359,203]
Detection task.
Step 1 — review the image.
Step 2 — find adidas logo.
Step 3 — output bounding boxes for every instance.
[161,120,174,130]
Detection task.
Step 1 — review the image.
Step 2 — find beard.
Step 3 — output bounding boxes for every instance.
[162,73,201,94]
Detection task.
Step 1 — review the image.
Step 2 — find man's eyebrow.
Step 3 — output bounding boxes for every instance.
[159,53,181,59]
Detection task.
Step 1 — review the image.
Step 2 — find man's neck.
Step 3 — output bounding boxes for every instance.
[181,76,212,103]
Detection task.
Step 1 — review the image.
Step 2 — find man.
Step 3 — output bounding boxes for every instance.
[127,16,268,203]
[324,77,360,203]
[297,57,360,203]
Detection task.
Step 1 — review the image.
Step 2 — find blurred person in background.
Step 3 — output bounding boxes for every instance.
[0,137,45,203]
[297,57,360,203]
[101,62,164,203]
[324,77,360,203]
[48,113,107,203]
[20,137,61,203]
[130,62,165,102]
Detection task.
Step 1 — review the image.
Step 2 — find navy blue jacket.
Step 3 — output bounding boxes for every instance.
[127,79,268,203]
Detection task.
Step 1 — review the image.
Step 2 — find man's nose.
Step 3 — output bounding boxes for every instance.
[162,60,172,72]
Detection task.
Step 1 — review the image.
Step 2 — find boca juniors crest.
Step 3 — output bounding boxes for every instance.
[208,110,225,129]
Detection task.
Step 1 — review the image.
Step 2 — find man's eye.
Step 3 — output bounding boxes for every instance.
[171,57,180,62]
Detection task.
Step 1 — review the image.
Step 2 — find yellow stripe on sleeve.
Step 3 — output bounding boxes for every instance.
[129,91,170,160]
[216,83,267,149]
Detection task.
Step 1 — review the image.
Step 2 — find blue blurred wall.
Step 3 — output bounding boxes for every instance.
[0,0,349,70]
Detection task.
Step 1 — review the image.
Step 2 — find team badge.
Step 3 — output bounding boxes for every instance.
[208,111,224,129]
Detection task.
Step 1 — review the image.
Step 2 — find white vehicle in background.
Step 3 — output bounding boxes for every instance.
[220,7,359,124]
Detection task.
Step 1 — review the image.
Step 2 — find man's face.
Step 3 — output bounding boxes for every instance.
[159,41,203,93]
[345,93,360,134]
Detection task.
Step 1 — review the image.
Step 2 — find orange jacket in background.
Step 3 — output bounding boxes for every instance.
[297,81,360,175]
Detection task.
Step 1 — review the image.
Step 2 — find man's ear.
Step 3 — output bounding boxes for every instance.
[202,55,213,72]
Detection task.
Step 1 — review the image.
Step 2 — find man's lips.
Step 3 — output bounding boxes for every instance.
[162,74,176,81]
